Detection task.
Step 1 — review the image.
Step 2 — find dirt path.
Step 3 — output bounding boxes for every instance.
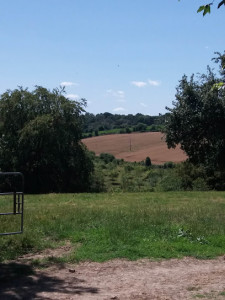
[1,256,225,299]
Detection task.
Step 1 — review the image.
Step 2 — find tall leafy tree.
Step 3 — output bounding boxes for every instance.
[0,86,93,193]
[164,55,225,188]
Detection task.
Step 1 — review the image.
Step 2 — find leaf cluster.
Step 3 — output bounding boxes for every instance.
[197,0,225,16]
[178,0,225,16]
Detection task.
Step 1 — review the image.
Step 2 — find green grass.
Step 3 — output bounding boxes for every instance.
[1,192,225,262]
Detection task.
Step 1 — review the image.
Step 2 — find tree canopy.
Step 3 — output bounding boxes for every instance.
[164,54,225,189]
[83,112,166,134]
[0,86,93,193]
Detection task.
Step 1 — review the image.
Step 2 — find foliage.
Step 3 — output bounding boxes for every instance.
[175,162,208,190]
[163,161,175,169]
[192,178,209,191]
[145,156,152,167]
[212,51,225,76]
[0,86,93,193]
[178,0,225,16]
[133,122,147,132]
[164,55,225,189]
[82,112,167,135]
[156,172,183,192]
[99,153,116,164]
[90,154,212,192]
[197,1,225,16]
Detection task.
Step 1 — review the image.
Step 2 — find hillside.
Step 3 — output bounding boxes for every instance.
[82,132,187,164]
[83,112,167,134]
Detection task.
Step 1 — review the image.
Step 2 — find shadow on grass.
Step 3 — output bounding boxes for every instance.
[0,262,99,299]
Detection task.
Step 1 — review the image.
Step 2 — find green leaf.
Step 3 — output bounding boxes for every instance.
[211,82,224,91]
[218,0,225,9]
[203,5,211,16]
[197,5,205,13]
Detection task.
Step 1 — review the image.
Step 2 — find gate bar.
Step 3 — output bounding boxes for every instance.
[0,172,24,235]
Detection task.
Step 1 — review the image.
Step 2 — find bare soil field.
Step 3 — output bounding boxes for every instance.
[82,132,187,164]
[2,252,225,299]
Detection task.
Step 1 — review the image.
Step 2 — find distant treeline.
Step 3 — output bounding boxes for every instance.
[83,112,167,136]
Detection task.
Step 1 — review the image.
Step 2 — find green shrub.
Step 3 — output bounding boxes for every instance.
[156,173,183,191]
[99,153,115,164]
[192,178,209,191]
[145,156,152,167]
[119,128,126,134]
[163,161,175,169]
[124,164,134,172]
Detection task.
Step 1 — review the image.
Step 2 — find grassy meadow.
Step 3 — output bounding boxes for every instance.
[1,192,225,264]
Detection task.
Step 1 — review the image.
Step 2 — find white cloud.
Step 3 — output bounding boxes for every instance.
[60,81,78,87]
[117,90,125,98]
[67,94,79,100]
[140,102,147,107]
[106,89,125,99]
[131,81,147,87]
[113,107,125,112]
[148,79,161,86]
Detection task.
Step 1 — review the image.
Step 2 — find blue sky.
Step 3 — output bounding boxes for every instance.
[0,1,224,116]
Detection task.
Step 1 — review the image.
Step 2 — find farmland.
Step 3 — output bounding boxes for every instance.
[82,132,187,164]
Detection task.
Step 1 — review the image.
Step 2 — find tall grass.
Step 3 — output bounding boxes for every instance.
[0,192,225,262]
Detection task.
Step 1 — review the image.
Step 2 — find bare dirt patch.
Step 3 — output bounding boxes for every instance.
[82,132,187,164]
[16,240,73,263]
[1,256,225,299]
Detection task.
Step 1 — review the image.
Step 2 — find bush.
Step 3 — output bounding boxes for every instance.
[99,153,115,164]
[145,156,152,167]
[124,164,134,172]
[156,173,183,191]
[134,123,147,132]
[119,128,126,134]
[192,178,209,191]
[163,161,175,169]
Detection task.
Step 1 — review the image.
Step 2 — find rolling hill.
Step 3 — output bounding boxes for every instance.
[82,132,187,164]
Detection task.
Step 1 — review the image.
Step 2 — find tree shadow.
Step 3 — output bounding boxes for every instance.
[0,262,99,299]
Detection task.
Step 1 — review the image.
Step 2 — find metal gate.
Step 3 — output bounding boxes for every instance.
[0,172,24,236]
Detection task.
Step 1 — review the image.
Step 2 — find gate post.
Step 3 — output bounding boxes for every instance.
[0,172,24,235]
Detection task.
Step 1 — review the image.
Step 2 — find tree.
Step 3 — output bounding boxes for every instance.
[145,156,152,167]
[164,56,225,188]
[0,86,93,193]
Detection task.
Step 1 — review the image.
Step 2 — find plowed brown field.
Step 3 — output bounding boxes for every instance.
[82,132,187,164]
